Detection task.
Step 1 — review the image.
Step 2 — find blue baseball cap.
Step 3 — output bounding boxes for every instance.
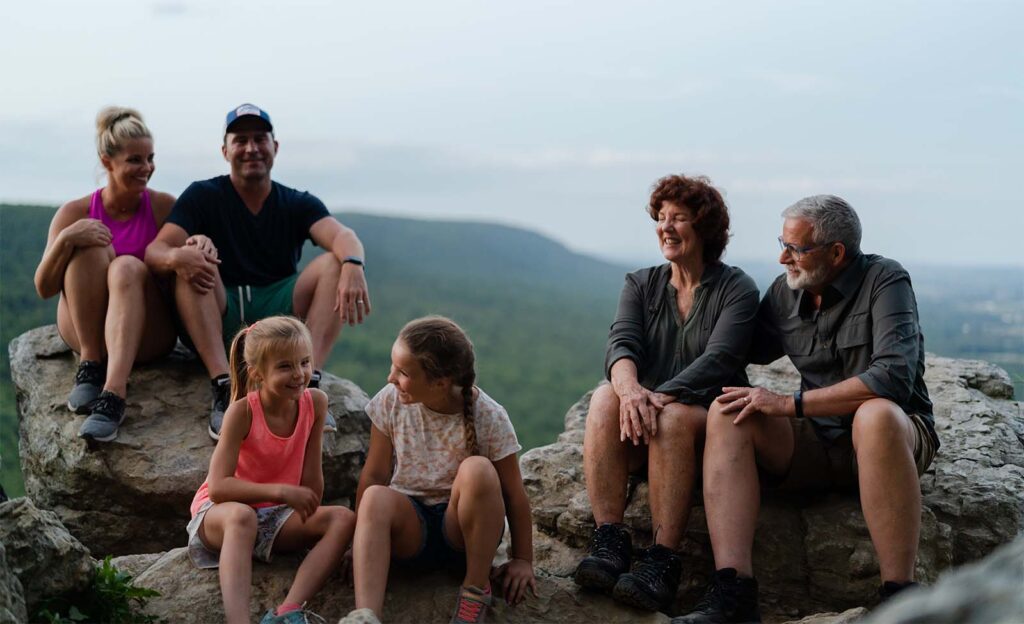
[224,103,273,134]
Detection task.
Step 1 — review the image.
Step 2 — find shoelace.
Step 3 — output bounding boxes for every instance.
[591,526,628,559]
[455,594,486,623]
[632,548,674,585]
[75,361,104,385]
[88,393,124,417]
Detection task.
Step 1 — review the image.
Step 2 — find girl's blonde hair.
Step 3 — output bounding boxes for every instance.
[95,106,151,160]
[228,316,314,402]
[398,316,478,455]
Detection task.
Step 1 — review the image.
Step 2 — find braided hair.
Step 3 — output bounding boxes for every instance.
[398,316,478,455]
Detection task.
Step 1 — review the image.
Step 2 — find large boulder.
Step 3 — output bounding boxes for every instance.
[0,543,27,624]
[0,497,93,615]
[112,547,670,624]
[9,325,371,557]
[864,531,1024,623]
[523,355,1023,618]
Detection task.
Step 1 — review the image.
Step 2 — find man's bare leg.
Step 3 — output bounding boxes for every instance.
[293,253,343,370]
[851,398,920,583]
[703,403,794,576]
[174,274,228,378]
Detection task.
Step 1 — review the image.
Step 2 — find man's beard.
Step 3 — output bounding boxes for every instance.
[785,261,830,290]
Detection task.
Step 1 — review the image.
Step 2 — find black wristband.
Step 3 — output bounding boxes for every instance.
[793,389,804,419]
[341,256,364,268]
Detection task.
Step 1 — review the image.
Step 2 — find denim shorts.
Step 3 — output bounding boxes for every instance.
[393,496,466,573]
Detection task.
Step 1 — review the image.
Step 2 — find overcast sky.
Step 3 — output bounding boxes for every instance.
[2,0,1021,267]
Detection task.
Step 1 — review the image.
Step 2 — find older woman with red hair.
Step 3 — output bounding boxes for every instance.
[573,174,759,613]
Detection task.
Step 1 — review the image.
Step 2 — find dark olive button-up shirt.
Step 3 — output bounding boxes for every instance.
[605,261,760,407]
[750,253,937,445]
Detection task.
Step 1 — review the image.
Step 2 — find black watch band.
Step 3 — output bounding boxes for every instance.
[341,256,364,268]
[793,389,805,419]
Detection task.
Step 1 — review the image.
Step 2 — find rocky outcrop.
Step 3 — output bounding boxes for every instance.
[9,325,371,556]
[110,547,671,624]
[0,543,27,624]
[523,355,1023,618]
[864,531,1024,623]
[0,498,93,616]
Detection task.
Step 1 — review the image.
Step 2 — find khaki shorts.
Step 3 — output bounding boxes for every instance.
[765,412,937,492]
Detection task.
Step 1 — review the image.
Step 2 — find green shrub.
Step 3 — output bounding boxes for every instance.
[34,556,161,624]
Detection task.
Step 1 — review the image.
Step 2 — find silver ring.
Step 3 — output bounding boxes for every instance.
[745,396,751,404]
[356,299,364,304]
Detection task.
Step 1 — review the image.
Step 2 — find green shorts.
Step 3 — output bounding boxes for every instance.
[222,274,299,344]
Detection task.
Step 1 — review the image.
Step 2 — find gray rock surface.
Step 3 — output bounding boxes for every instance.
[0,543,27,624]
[864,531,1024,624]
[112,547,670,624]
[9,325,371,556]
[523,355,1023,618]
[0,497,93,614]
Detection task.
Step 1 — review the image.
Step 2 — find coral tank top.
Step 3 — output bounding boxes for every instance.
[190,389,314,516]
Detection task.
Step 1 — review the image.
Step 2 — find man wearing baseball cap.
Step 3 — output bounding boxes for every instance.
[146,103,370,438]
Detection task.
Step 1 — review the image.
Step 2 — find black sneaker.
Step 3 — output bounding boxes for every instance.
[878,580,919,602]
[78,391,127,443]
[308,370,337,433]
[612,544,683,612]
[573,523,632,592]
[68,360,104,414]
[209,375,231,441]
[671,568,761,624]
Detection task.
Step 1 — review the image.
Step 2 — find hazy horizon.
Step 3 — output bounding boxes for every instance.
[3,1,1022,267]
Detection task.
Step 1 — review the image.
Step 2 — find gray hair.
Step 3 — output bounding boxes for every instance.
[781,195,862,256]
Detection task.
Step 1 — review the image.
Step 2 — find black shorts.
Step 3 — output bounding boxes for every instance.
[393,496,466,573]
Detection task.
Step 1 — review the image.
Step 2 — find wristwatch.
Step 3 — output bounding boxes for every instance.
[793,389,805,419]
[341,256,364,268]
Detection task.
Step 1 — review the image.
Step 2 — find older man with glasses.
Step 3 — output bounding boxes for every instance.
[674,195,939,624]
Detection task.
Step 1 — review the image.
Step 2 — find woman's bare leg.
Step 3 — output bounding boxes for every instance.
[59,245,114,361]
[102,257,176,397]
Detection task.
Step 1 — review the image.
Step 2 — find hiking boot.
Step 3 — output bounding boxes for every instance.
[67,360,104,413]
[209,375,231,441]
[671,568,761,624]
[878,580,919,602]
[78,391,127,443]
[308,370,337,433]
[612,543,683,612]
[573,523,632,592]
[259,606,326,624]
[450,585,492,624]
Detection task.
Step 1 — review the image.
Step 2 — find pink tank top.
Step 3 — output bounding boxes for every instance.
[190,389,315,516]
[88,188,158,260]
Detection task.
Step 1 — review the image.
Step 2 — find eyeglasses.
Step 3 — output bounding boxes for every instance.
[777,237,831,260]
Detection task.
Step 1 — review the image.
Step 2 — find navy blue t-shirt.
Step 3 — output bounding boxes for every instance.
[167,176,330,287]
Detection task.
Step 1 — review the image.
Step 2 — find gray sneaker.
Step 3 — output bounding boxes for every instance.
[78,391,126,443]
[68,360,104,414]
[209,376,231,441]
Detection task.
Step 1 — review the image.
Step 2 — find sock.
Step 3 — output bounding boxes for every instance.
[275,602,301,616]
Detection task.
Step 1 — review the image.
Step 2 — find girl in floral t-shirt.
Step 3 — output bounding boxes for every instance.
[350,316,536,624]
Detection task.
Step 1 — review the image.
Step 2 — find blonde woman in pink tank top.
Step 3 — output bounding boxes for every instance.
[34,106,178,443]
[187,316,355,624]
